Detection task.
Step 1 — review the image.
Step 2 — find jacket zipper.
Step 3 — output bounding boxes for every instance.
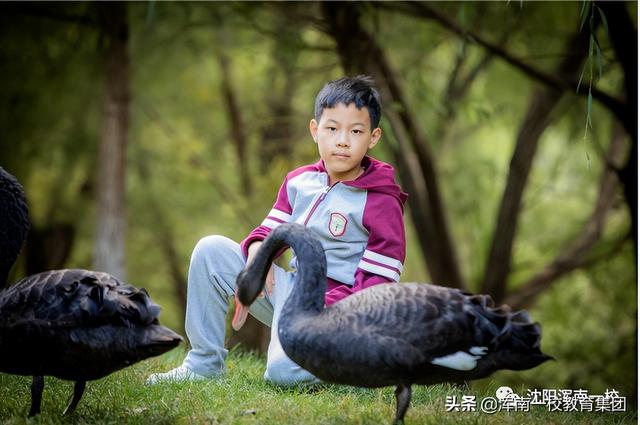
[303,183,335,226]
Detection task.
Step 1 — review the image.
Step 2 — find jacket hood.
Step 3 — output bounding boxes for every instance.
[317,156,408,205]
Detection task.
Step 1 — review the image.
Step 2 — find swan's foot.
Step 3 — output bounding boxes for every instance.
[62,380,86,416]
[28,375,44,417]
[393,384,412,425]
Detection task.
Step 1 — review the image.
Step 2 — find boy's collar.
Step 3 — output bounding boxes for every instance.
[316,156,372,179]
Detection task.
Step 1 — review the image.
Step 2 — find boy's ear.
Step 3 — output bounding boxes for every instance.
[309,119,319,143]
[368,127,382,149]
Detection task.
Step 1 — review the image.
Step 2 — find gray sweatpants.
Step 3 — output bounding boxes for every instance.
[181,235,318,386]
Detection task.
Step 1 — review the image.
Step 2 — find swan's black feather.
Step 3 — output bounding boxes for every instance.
[0,169,29,287]
[0,167,182,415]
[237,222,552,422]
[0,269,160,328]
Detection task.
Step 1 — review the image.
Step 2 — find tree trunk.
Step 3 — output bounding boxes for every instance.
[505,120,629,309]
[259,6,301,169]
[480,27,592,302]
[596,1,637,251]
[322,2,467,289]
[93,2,129,280]
[384,0,636,250]
[216,42,252,196]
[215,28,268,353]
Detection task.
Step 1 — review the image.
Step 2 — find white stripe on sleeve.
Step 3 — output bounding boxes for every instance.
[362,250,404,273]
[261,218,283,230]
[358,260,401,282]
[268,209,292,222]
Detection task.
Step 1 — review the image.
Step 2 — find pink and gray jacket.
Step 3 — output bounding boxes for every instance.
[241,156,408,306]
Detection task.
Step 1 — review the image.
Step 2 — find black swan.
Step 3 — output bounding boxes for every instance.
[233,223,552,424]
[0,167,183,416]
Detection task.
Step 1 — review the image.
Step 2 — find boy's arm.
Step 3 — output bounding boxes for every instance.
[245,240,276,295]
[240,178,293,258]
[324,192,406,306]
[324,272,389,306]
[240,178,292,295]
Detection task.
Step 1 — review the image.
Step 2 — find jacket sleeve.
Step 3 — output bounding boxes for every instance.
[324,191,406,306]
[240,177,293,258]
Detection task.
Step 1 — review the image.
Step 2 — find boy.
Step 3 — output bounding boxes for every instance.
[147,75,407,386]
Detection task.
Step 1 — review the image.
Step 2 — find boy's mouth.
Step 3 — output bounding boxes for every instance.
[332,152,350,158]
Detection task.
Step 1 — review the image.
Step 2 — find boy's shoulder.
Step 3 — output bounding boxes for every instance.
[362,156,396,174]
[348,156,401,187]
[285,159,324,181]
[281,156,407,204]
[347,156,408,204]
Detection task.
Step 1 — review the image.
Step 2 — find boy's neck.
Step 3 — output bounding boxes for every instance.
[328,165,366,186]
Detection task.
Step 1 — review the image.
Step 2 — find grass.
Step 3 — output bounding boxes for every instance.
[0,348,636,425]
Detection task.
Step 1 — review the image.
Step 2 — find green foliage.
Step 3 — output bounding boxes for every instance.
[0,351,636,424]
[577,1,612,140]
[0,1,635,404]
[481,243,637,401]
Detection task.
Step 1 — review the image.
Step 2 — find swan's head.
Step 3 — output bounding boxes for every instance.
[231,223,325,330]
[231,267,265,331]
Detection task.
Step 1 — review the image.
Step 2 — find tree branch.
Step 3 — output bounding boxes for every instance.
[8,3,96,27]
[480,25,592,302]
[322,3,467,289]
[373,2,628,129]
[215,33,252,196]
[504,121,628,309]
[436,24,514,146]
[135,99,255,228]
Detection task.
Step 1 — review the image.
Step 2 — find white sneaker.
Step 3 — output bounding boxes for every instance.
[146,365,208,385]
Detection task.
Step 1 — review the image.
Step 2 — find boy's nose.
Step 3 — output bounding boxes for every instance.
[336,132,349,147]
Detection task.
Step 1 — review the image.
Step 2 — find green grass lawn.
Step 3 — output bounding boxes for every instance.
[0,348,636,425]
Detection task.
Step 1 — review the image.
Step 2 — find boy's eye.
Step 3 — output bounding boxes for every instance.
[352,129,363,134]
[327,127,337,132]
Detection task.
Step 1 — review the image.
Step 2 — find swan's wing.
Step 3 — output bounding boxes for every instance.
[331,283,480,369]
[0,269,161,329]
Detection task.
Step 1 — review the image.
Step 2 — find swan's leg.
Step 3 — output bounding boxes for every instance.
[393,384,412,424]
[62,380,86,416]
[28,375,44,417]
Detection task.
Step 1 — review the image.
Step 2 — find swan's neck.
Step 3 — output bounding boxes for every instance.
[284,247,326,316]
[263,225,326,315]
[0,168,30,290]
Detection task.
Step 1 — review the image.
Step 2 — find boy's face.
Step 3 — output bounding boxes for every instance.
[309,102,381,185]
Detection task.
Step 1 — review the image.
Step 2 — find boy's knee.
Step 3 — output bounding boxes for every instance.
[192,235,234,264]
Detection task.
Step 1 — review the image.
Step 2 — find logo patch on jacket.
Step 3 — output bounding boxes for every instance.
[329,212,348,237]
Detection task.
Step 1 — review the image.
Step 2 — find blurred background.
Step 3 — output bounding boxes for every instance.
[0,2,636,400]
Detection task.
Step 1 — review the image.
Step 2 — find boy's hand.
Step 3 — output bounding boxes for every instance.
[246,241,275,297]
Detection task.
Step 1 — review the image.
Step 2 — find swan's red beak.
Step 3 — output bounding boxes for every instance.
[232,294,250,331]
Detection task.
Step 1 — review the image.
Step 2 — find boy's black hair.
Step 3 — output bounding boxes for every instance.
[314,75,382,130]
